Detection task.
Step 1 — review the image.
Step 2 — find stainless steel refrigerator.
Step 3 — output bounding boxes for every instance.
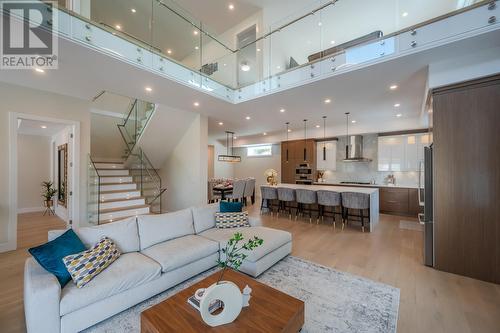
[419,145,434,267]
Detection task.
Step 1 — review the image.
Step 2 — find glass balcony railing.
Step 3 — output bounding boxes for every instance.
[53,0,492,91]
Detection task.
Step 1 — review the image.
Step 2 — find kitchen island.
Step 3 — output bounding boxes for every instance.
[269,184,379,232]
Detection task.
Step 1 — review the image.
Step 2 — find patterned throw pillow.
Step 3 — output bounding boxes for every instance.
[63,237,120,288]
[215,211,250,229]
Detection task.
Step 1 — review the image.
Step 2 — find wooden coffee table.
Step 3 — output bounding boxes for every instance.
[141,269,304,332]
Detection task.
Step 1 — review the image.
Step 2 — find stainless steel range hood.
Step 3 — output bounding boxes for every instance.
[343,135,372,162]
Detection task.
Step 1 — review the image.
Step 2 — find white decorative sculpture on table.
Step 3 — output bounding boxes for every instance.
[242,284,252,307]
[199,281,243,327]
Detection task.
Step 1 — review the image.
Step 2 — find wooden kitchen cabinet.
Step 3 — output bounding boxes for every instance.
[281,139,316,184]
[380,187,410,215]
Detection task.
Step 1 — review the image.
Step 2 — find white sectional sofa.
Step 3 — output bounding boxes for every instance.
[24,204,292,333]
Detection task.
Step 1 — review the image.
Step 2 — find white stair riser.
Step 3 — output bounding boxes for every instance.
[100,176,133,184]
[98,169,130,176]
[100,198,145,210]
[100,183,136,191]
[100,191,141,201]
[94,163,125,169]
[99,207,150,221]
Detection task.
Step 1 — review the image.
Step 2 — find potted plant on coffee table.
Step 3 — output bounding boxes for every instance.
[199,232,263,327]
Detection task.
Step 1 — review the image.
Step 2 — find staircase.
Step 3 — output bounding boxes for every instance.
[94,161,150,224]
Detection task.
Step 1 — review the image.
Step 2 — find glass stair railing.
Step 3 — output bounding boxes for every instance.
[125,146,166,214]
[54,0,494,92]
[87,155,101,225]
[118,99,156,159]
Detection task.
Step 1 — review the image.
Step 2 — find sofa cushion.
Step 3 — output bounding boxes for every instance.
[28,229,86,287]
[199,226,292,263]
[191,203,218,234]
[137,208,194,250]
[219,201,243,213]
[76,217,140,253]
[141,235,219,273]
[59,252,161,316]
[63,237,121,288]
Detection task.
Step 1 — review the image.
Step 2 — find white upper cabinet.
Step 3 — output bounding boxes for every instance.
[316,141,337,171]
[378,133,430,172]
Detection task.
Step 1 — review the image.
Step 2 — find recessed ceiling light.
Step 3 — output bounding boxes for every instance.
[257,48,261,52]
[193,30,199,35]
[145,87,152,92]
[280,108,285,113]
[193,102,200,107]
[263,132,267,136]
[234,136,238,139]
[351,120,357,123]
[115,24,122,30]
[131,8,136,13]
[40,125,47,129]
[402,12,408,17]
[315,125,320,128]
[330,40,335,45]
[318,22,322,26]
[167,49,172,54]
[34,68,45,73]
[287,129,292,133]
[195,46,199,50]
[276,65,281,70]
[218,122,223,126]
[396,113,403,118]
[324,98,331,104]
[240,62,251,72]
[394,103,401,107]
[228,3,235,10]
[389,84,398,90]
[428,109,433,113]
[245,116,251,120]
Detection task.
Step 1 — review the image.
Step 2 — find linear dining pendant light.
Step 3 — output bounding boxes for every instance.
[218,131,241,162]
[303,119,308,162]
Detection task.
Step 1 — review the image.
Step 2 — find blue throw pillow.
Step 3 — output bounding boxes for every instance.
[220,201,243,213]
[28,229,86,287]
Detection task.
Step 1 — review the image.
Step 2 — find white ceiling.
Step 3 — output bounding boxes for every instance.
[1,28,499,144]
[17,118,67,137]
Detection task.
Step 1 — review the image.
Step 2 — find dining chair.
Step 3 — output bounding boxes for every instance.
[207,180,221,204]
[317,190,341,228]
[226,179,246,203]
[243,178,256,206]
[295,189,317,223]
[341,192,370,232]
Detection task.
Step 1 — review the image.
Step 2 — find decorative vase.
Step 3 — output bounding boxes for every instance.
[46,199,53,208]
[199,281,243,327]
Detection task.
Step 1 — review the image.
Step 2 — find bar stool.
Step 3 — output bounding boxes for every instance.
[277,187,296,219]
[260,186,278,216]
[317,190,342,228]
[341,192,370,232]
[295,189,317,223]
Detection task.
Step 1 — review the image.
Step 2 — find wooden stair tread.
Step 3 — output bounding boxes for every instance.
[100,204,149,214]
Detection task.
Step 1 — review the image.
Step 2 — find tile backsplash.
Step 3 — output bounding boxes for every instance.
[321,134,420,187]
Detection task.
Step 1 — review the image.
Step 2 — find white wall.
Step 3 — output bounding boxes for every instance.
[90,113,126,160]
[209,138,235,179]
[0,82,91,250]
[232,144,281,198]
[159,114,208,212]
[17,134,51,213]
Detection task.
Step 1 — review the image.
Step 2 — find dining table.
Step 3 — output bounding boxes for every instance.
[213,184,233,200]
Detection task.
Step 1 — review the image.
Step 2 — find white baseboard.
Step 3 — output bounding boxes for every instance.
[0,241,16,253]
[18,207,45,214]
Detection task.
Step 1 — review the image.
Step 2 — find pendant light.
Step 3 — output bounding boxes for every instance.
[322,116,327,161]
[285,122,290,163]
[303,119,308,162]
[345,112,350,159]
[218,131,241,162]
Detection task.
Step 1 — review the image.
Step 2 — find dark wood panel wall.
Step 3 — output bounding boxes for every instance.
[432,75,500,284]
[281,139,316,183]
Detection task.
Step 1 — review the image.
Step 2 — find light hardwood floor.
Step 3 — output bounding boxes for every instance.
[1,207,500,333]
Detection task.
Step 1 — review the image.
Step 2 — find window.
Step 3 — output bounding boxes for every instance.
[247,145,272,157]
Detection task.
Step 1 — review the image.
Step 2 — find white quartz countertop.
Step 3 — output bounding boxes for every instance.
[313,181,419,189]
[270,183,379,194]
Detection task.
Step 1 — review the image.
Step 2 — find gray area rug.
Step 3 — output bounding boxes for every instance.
[399,220,424,232]
[85,256,400,333]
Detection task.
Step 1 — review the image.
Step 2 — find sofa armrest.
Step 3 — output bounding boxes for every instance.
[24,258,61,333]
[248,216,262,227]
[48,229,67,241]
